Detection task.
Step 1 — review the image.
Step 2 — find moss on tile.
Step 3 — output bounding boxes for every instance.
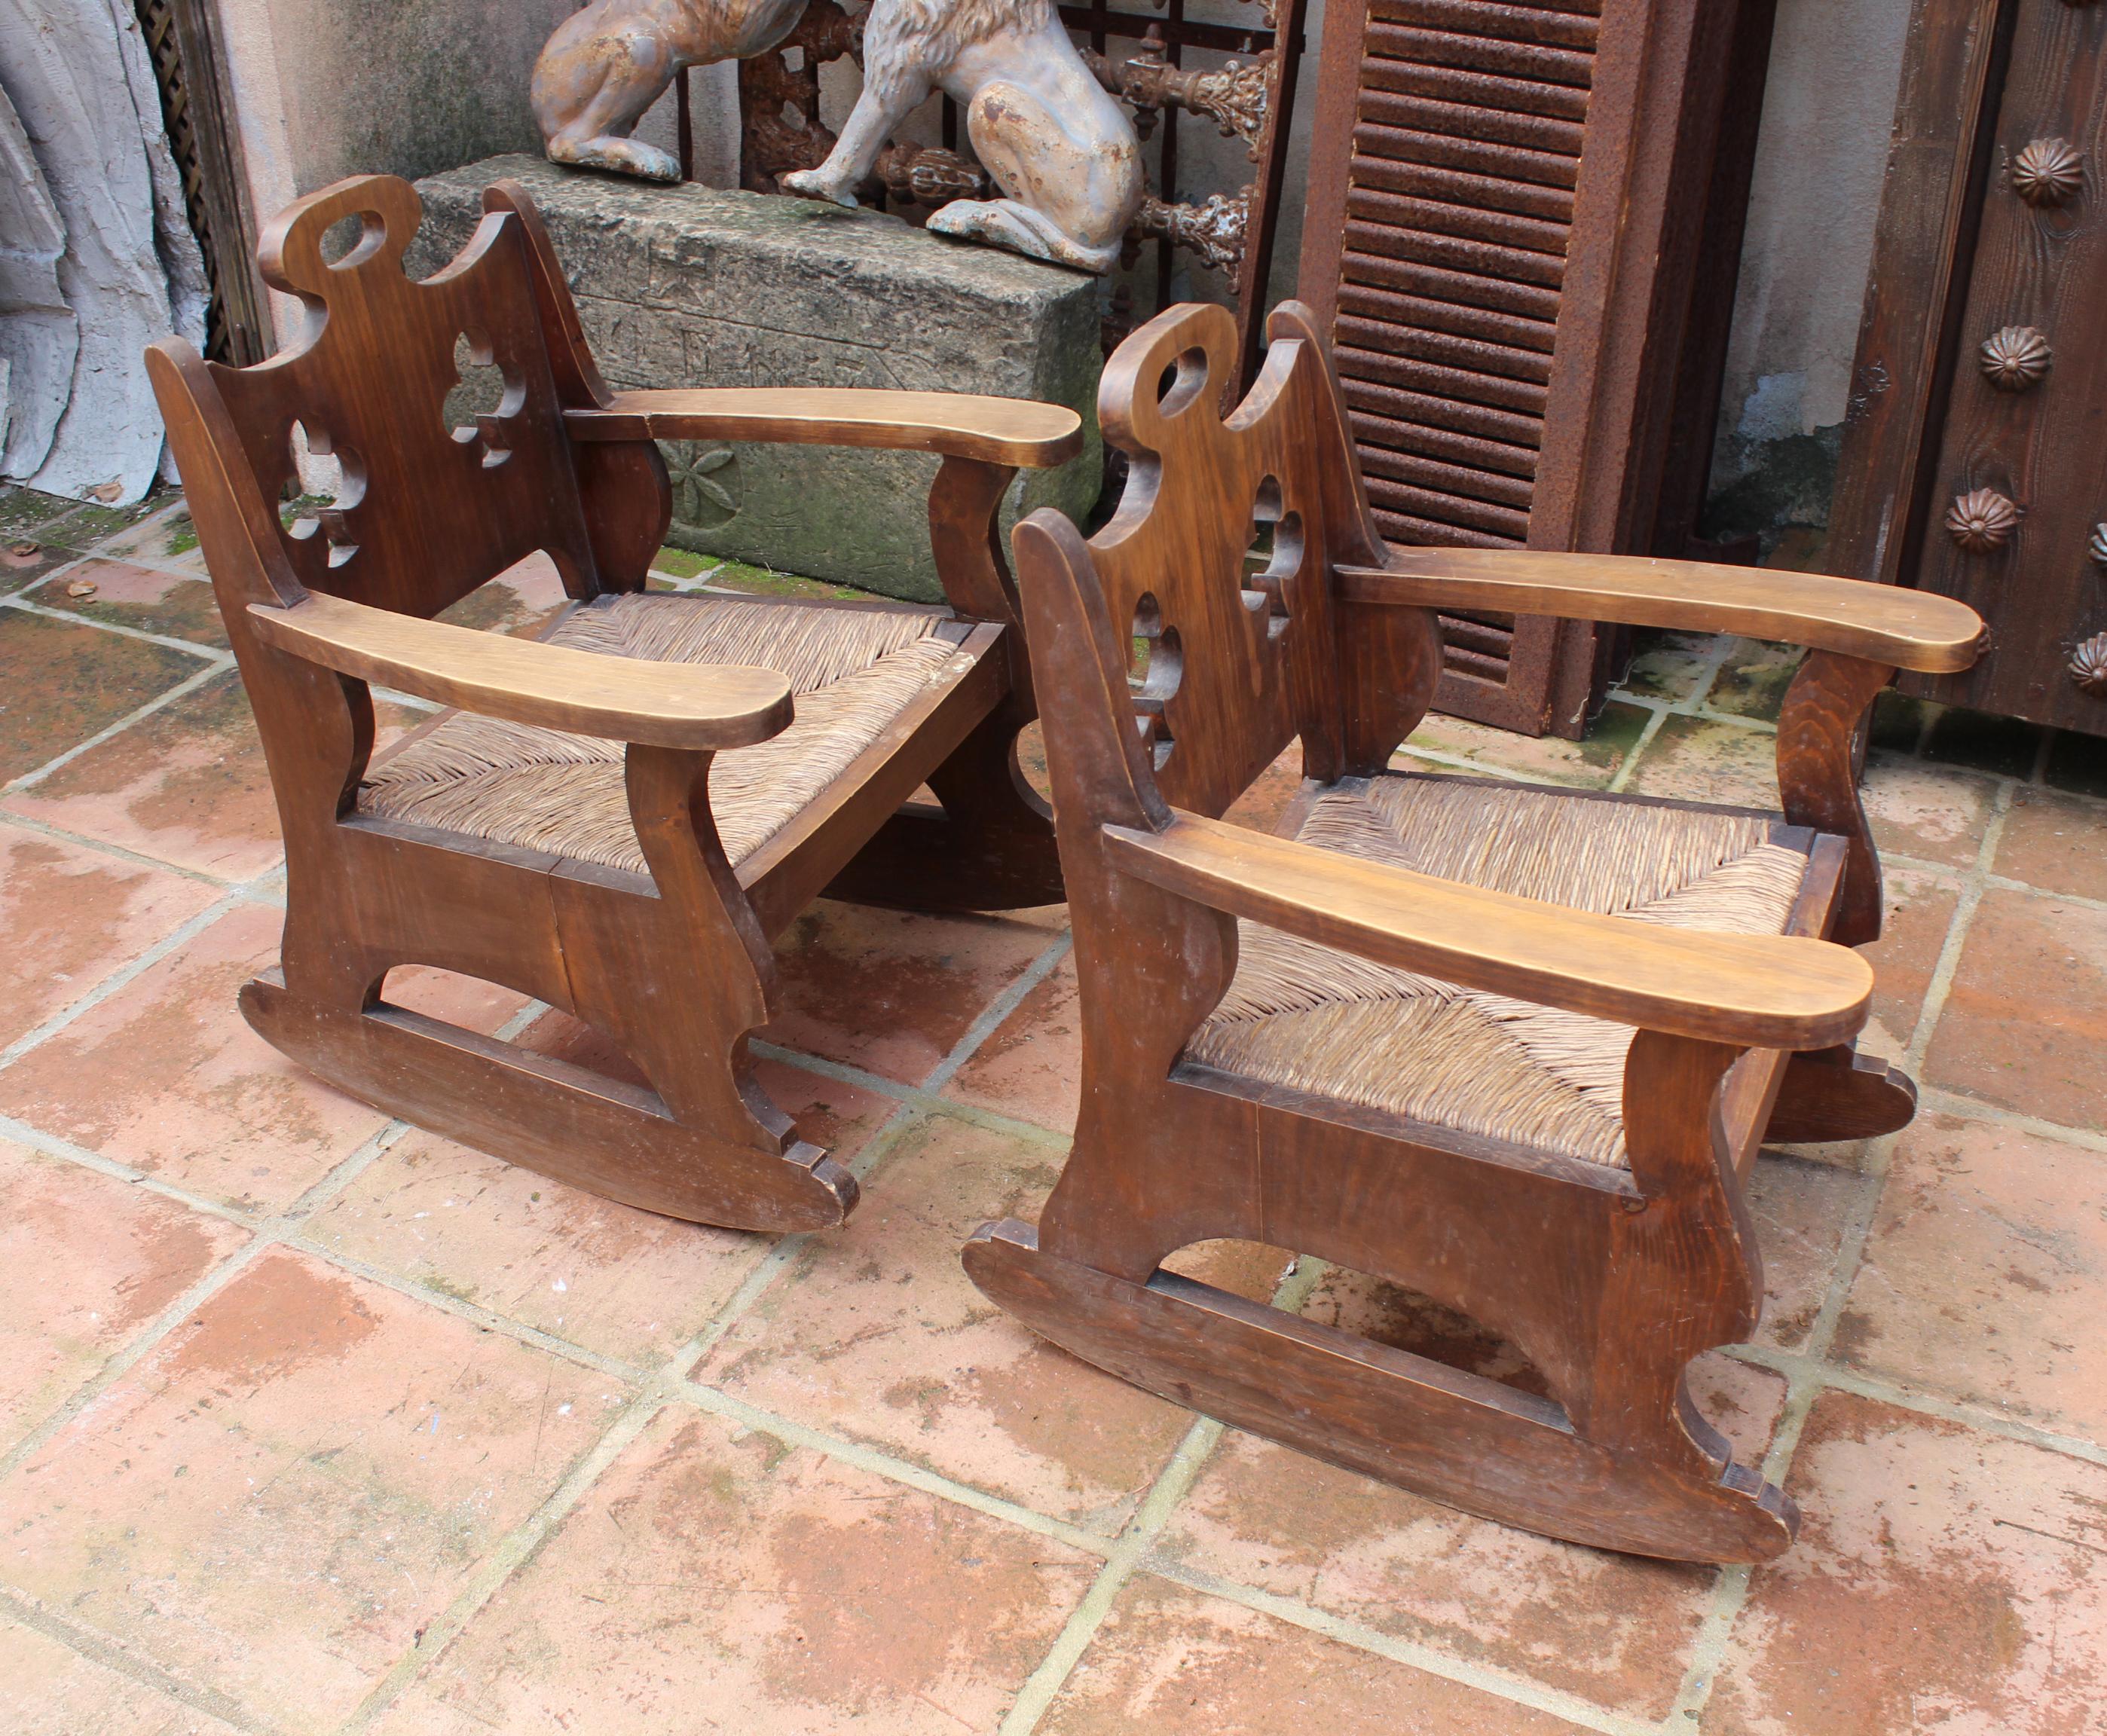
[1708,639,1806,721]
[703,560,867,601]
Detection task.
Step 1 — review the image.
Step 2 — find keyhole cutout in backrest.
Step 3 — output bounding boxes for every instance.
[1156,347,1212,418]
[317,210,384,269]
[1130,590,1183,770]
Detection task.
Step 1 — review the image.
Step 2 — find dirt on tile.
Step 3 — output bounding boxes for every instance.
[1711,1392,2107,1734]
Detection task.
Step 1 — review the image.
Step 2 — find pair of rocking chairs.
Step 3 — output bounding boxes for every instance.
[154,175,1983,1563]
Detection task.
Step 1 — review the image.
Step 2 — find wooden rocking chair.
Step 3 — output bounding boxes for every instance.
[964,302,1985,1562]
[146,173,1078,1233]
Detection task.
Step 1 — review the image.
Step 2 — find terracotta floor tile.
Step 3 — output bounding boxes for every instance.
[1041,1575,1595,1734]
[764,901,1057,1085]
[433,550,573,637]
[1708,639,1805,720]
[1404,702,1651,789]
[0,828,220,1050]
[0,536,83,597]
[1625,714,1779,806]
[368,1403,1099,1736]
[90,500,208,574]
[1835,1114,2107,1441]
[0,1139,245,1452]
[28,558,227,647]
[1744,1150,1873,1351]
[1154,1423,1729,1719]
[8,676,422,885]
[943,951,1080,1132]
[0,1248,628,1734]
[692,1114,1196,1533]
[3,671,276,880]
[1220,741,1304,834]
[1861,753,1998,866]
[0,1615,242,1736]
[1858,863,1960,1056]
[1709,1392,2107,1734]
[0,610,208,783]
[1616,629,1715,702]
[0,904,523,1212]
[1923,889,2107,1127]
[303,1057,892,1368]
[1996,787,2107,901]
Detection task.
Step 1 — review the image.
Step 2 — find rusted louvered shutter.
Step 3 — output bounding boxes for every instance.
[1299,0,1773,735]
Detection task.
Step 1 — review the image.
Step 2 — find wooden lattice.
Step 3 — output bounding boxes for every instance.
[133,0,267,362]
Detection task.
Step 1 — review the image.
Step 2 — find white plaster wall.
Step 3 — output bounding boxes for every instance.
[1715,0,1913,463]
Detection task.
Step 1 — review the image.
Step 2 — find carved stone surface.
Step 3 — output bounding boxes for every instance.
[1946,487,2021,554]
[2012,137,2085,207]
[2072,632,2107,698]
[412,157,1101,601]
[1980,325,2053,391]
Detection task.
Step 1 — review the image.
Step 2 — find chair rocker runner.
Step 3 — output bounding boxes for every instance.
[148,173,1079,1233]
[964,301,1986,1561]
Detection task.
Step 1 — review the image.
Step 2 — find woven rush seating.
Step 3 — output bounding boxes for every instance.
[361,593,960,873]
[1184,778,1809,1169]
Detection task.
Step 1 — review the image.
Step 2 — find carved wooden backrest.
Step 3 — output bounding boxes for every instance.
[1078,301,1399,818]
[200,175,600,619]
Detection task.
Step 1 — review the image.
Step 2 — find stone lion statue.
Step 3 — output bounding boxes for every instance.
[781,0,1142,273]
[532,0,809,182]
[532,0,1142,272]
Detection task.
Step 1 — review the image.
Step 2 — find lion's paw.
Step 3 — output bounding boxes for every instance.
[781,169,858,208]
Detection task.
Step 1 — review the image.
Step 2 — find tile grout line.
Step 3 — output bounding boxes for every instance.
[4,588,235,663]
[326,941,1081,1733]
[1664,778,2013,1727]
[0,885,254,1071]
[0,1114,417,1487]
[1142,1560,1662,1736]
[1723,1343,2107,1470]
[993,1415,1228,1736]
[921,931,1073,1093]
[0,659,230,799]
[991,1252,1332,1734]
[333,1395,669,1736]
[0,1581,290,1736]
[0,805,270,889]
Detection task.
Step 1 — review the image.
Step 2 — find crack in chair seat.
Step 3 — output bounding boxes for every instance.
[1184,775,1812,1168]
[359,591,962,872]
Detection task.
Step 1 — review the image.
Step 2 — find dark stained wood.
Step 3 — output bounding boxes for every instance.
[965,298,1984,1562]
[1297,0,1779,738]
[147,171,1069,1233]
[1830,0,2107,732]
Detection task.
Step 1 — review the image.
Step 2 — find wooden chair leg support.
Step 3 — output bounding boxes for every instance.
[965,1039,1799,1563]
[824,700,1064,911]
[248,744,858,1234]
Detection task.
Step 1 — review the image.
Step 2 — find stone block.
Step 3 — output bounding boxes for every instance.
[411,156,1102,602]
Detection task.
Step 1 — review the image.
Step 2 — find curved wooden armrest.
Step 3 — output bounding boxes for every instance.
[1104,811,1872,1051]
[1338,547,1986,675]
[565,389,1084,469]
[246,591,793,750]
